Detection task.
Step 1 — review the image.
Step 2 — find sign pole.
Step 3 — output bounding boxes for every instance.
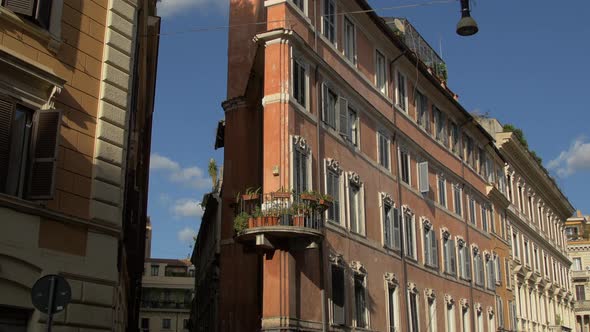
[46,276,56,332]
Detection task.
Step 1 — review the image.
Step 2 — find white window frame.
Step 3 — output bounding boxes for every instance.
[438,174,447,208]
[461,305,471,332]
[453,184,463,216]
[385,276,400,332]
[324,159,344,227]
[468,196,477,225]
[343,15,357,65]
[445,299,456,332]
[443,231,457,276]
[403,207,417,260]
[346,172,365,236]
[321,0,336,45]
[399,147,411,185]
[290,136,312,195]
[377,130,391,170]
[422,220,438,269]
[380,193,399,250]
[425,294,437,332]
[346,105,359,147]
[375,49,388,95]
[353,271,369,328]
[408,286,420,332]
[415,89,429,131]
[395,69,408,111]
[291,50,310,110]
[481,205,488,232]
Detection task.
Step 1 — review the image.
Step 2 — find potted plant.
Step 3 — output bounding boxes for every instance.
[271,186,291,199]
[242,187,261,201]
[290,202,305,227]
[300,190,318,202]
[233,212,250,233]
[250,207,263,228]
[318,194,333,207]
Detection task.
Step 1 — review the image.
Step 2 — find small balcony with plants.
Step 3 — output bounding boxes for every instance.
[233,188,329,249]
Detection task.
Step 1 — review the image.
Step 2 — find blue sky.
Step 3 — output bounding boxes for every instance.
[148,0,590,259]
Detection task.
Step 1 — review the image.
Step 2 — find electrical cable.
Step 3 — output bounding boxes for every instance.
[151,0,457,37]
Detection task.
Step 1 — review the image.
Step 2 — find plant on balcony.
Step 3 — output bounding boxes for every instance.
[234,212,250,233]
[242,187,261,201]
[271,186,292,199]
[318,194,334,207]
[300,190,319,202]
[249,207,263,228]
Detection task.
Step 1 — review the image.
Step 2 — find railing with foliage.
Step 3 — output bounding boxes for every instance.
[233,189,331,234]
[140,300,191,309]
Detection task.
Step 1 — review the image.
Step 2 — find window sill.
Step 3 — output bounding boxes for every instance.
[0,7,61,53]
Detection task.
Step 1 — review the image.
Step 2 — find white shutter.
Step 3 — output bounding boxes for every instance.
[338,97,348,137]
[418,161,429,193]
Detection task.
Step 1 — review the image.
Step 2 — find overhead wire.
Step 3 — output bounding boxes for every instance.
[151,0,457,37]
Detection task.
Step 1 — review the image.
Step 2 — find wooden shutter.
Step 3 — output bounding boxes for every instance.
[423,231,430,265]
[34,0,52,29]
[449,239,457,275]
[321,83,327,123]
[418,161,429,193]
[0,97,16,191]
[383,205,391,247]
[465,248,472,280]
[338,97,348,137]
[332,266,346,325]
[431,231,438,267]
[27,109,61,200]
[393,207,400,250]
[3,0,35,16]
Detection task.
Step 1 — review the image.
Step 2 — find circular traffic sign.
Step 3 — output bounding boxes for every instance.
[31,274,72,314]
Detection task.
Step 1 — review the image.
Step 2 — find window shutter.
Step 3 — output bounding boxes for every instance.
[0,97,16,191]
[3,0,35,16]
[449,240,456,275]
[332,266,346,325]
[34,0,52,29]
[431,231,438,267]
[424,231,430,265]
[27,109,61,200]
[383,205,391,247]
[338,97,348,137]
[418,161,429,193]
[465,249,472,280]
[321,83,327,122]
[393,207,400,250]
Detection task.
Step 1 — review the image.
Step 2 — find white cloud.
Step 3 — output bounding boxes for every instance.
[178,227,197,244]
[548,137,590,177]
[172,199,204,218]
[157,0,227,18]
[150,153,211,189]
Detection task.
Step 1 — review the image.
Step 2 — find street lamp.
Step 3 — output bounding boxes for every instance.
[457,0,479,36]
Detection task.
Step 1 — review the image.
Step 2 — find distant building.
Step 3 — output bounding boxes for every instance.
[140,258,195,332]
[566,211,590,332]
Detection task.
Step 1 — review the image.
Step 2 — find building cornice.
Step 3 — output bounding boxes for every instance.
[487,186,510,209]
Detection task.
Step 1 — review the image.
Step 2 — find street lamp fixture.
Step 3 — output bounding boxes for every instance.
[457,0,479,36]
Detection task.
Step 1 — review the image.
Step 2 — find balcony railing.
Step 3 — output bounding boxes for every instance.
[141,300,191,310]
[233,191,327,244]
[575,300,590,311]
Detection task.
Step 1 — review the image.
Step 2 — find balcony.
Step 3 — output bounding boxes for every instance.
[140,300,191,310]
[575,300,590,312]
[572,269,590,280]
[233,191,326,249]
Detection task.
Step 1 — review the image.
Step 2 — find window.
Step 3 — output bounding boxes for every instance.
[322,0,336,43]
[404,210,416,259]
[512,231,520,259]
[293,137,310,196]
[326,167,341,224]
[322,84,338,129]
[508,301,517,331]
[478,148,485,176]
[387,282,398,332]
[399,148,410,184]
[423,221,438,268]
[378,131,390,170]
[473,248,484,287]
[1,0,54,30]
[573,257,582,271]
[481,205,488,232]
[487,309,495,332]
[331,265,345,325]
[486,254,495,290]
[476,308,483,332]
[396,71,407,110]
[527,195,533,220]
[468,197,476,225]
[433,106,447,145]
[346,107,358,146]
[427,296,437,332]
[543,254,549,276]
[416,91,429,131]
[292,0,304,11]
[523,238,529,266]
[494,255,502,286]
[450,122,460,153]
[443,233,456,276]
[518,185,524,211]
[162,318,171,329]
[409,290,419,332]
[506,175,513,202]
[165,265,188,277]
[418,161,429,194]
[0,98,61,199]
[577,285,585,301]
[446,300,456,332]
[347,174,364,235]
[151,265,159,276]
[462,306,470,332]
[495,296,504,329]
[354,274,368,328]
[376,51,387,94]
[382,195,400,250]
[453,185,462,216]
[140,318,149,331]
[344,17,356,64]
[292,56,307,107]
[465,135,473,165]
[533,246,540,272]
[438,175,447,207]
[458,240,471,280]
[183,319,190,329]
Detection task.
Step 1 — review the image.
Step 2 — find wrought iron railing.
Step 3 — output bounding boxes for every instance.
[234,191,328,233]
[141,300,191,309]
